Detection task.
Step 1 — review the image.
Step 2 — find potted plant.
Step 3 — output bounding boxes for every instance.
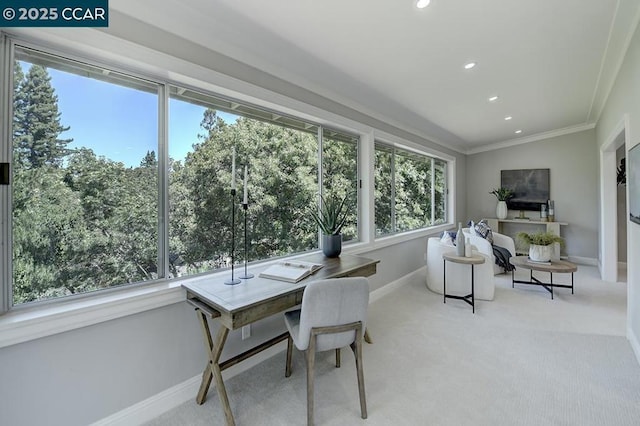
[489,187,514,219]
[516,231,565,262]
[309,191,353,258]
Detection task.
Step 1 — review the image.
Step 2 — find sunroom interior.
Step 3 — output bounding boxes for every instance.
[1,1,640,424]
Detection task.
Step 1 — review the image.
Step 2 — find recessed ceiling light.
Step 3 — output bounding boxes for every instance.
[515,130,522,134]
[488,96,499,102]
[464,62,476,70]
[416,0,431,8]
[505,116,513,121]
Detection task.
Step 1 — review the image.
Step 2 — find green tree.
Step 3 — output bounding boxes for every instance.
[168,111,321,276]
[13,64,72,168]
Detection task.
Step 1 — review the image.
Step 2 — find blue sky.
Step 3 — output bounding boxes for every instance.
[34,64,238,168]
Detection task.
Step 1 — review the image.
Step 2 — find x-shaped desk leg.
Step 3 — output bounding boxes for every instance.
[195,310,235,426]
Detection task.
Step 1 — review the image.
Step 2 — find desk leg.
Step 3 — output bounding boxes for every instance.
[195,311,235,426]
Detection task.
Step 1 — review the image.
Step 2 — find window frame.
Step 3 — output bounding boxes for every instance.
[374,140,450,237]
[1,38,362,313]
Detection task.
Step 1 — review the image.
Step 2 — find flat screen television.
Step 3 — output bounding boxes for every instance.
[500,168,550,211]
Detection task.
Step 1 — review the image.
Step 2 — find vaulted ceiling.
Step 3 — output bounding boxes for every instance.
[109,0,640,152]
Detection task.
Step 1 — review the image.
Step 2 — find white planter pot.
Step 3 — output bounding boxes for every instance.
[529,244,553,262]
[496,201,508,219]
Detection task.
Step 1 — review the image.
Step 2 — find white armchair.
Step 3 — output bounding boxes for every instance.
[425,237,495,301]
[463,228,516,275]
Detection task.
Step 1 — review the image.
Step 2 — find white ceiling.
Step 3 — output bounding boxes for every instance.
[109,0,640,152]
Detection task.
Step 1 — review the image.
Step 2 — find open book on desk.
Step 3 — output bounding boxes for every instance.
[259,260,324,283]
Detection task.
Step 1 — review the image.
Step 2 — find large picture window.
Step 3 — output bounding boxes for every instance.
[374,143,447,236]
[11,46,160,305]
[0,37,450,314]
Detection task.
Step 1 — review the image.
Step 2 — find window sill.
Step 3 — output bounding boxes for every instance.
[0,279,188,349]
[0,227,448,349]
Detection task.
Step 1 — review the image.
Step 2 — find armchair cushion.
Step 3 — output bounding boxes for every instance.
[463,227,516,275]
[470,219,493,244]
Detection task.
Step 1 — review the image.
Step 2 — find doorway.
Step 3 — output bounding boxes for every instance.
[599,116,628,283]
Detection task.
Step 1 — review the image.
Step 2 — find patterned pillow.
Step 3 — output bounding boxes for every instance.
[473,219,493,244]
[440,230,456,246]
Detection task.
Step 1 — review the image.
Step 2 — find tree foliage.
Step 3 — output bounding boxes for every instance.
[13,64,72,169]
[10,61,446,304]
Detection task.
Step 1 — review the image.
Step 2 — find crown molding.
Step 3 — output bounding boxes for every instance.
[465,122,596,155]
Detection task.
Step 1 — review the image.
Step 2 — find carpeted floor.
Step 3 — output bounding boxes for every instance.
[146,265,640,425]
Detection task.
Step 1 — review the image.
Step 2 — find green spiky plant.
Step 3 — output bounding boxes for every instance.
[489,187,514,201]
[309,191,353,236]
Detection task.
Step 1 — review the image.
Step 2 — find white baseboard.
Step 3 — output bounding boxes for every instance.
[90,375,202,426]
[92,269,421,425]
[370,266,425,303]
[568,256,598,266]
[628,326,640,367]
[91,340,288,426]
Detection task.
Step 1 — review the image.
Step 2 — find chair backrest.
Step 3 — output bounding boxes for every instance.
[298,277,370,352]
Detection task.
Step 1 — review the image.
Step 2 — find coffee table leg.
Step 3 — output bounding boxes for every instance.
[550,272,554,300]
[571,272,574,294]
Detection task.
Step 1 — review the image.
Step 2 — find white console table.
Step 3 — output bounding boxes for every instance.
[483,218,568,258]
[484,218,568,235]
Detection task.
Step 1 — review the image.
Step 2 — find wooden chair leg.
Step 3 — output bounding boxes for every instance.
[351,333,367,419]
[285,334,293,378]
[335,348,341,368]
[306,336,317,426]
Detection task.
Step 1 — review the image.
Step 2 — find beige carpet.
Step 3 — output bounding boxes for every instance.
[146,265,640,425]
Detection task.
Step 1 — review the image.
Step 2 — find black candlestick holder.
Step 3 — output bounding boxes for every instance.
[239,203,254,280]
[224,189,241,285]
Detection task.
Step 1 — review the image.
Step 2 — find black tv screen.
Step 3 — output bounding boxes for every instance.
[501,169,550,211]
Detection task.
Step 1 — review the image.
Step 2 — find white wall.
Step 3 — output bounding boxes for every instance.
[0,15,467,426]
[466,129,599,259]
[595,19,640,360]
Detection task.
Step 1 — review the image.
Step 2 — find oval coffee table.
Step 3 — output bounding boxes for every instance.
[509,255,577,299]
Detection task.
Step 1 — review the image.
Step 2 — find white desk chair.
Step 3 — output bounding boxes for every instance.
[284,277,369,425]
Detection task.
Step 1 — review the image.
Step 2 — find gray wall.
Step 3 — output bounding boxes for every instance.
[466,129,599,259]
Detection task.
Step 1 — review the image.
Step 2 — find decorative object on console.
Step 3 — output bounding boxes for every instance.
[629,143,640,225]
[310,191,353,257]
[540,203,548,222]
[489,187,514,220]
[501,168,550,212]
[516,231,565,262]
[548,200,555,222]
